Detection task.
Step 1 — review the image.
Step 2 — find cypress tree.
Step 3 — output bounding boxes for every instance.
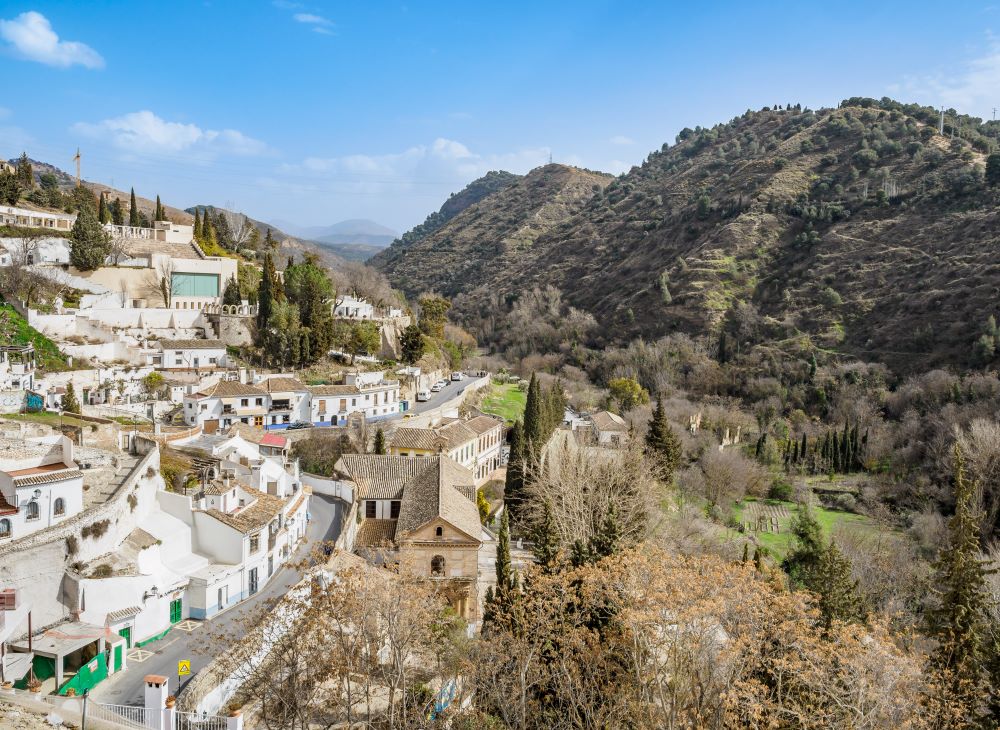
[193,209,202,241]
[841,422,850,471]
[523,374,544,455]
[782,504,825,588]
[16,152,33,188]
[97,194,109,224]
[742,542,749,563]
[589,504,622,560]
[265,228,276,250]
[491,511,516,608]
[373,428,386,455]
[814,540,865,630]
[111,197,124,225]
[504,420,525,522]
[222,276,241,305]
[752,548,763,571]
[532,499,560,572]
[800,433,807,462]
[154,195,164,221]
[808,353,817,381]
[257,252,274,331]
[128,188,140,227]
[926,444,995,723]
[69,203,111,271]
[645,397,682,479]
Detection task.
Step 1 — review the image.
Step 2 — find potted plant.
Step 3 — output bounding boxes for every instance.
[28,678,41,693]
[165,695,176,708]
[66,687,76,697]
[226,701,243,717]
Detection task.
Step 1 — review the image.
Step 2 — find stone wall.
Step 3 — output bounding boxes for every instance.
[212,314,254,347]
[0,440,163,631]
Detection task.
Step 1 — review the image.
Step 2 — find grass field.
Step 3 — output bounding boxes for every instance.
[733,498,881,559]
[480,382,527,423]
[2,411,91,429]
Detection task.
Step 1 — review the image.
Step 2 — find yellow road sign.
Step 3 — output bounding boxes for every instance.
[178,660,191,676]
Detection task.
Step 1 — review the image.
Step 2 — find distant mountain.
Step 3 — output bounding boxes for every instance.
[371,170,521,266]
[372,99,1000,373]
[265,218,399,262]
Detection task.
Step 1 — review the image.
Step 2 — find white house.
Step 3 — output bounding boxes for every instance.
[389,414,505,485]
[154,339,228,371]
[183,380,269,432]
[308,372,400,426]
[257,376,311,429]
[0,345,35,391]
[0,205,76,231]
[332,295,375,320]
[0,435,82,543]
[466,414,505,482]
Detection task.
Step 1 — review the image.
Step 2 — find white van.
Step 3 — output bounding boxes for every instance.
[451,371,464,381]
[416,390,431,402]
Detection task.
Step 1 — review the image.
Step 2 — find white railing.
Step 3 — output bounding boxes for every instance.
[90,701,149,729]
[177,709,230,730]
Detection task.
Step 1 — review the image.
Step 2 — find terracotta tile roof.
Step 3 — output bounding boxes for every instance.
[260,433,287,448]
[13,468,82,487]
[335,454,430,500]
[465,415,504,435]
[396,455,480,541]
[225,422,268,444]
[436,421,477,450]
[195,380,267,399]
[355,518,397,548]
[259,377,307,393]
[589,410,628,432]
[105,606,142,625]
[204,491,287,534]
[390,428,445,452]
[159,339,225,350]
[308,384,359,396]
[0,492,17,515]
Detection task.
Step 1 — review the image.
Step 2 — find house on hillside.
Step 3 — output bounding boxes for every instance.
[336,454,485,622]
[332,295,375,320]
[308,372,400,426]
[183,380,269,432]
[389,414,505,484]
[0,204,75,231]
[258,376,311,429]
[153,339,228,371]
[0,435,83,542]
[0,345,35,391]
[588,410,629,446]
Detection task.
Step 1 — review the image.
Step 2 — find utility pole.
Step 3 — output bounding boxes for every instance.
[939,107,945,135]
[73,148,81,186]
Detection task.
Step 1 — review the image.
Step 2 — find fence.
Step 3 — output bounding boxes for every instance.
[178,709,230,730]
[90,701,149,729]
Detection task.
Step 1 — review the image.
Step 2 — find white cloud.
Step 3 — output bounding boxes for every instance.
[890,39,1000,119]
[0,11,103,69]
[72,110,270,159]
[293,12,333,31]
[609,135,634,145]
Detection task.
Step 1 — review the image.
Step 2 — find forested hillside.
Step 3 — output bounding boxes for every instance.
[376,99,1000,374]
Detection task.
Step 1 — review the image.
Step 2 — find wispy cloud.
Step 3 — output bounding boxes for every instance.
[889,38,1000,118]
[0,11,103,69]
[609,135,634,145]
[293,12,334,34]
[72,110,270,159]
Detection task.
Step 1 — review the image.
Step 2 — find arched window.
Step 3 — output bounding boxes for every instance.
[435,526,443,537]
[0,519,10,538]
[431,555,445,576]
[53,498,65,516]
[25,501,39,521]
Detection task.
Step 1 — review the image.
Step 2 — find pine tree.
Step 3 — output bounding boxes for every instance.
[257,252,274,331]
[128,188,140,227]
[97,194,109,224]
[265,228,276,250]
[645,397,682,479]
[373,428,386,455]
[782,504,825,588]
[926,444,995,723]
[589,504,622,560]
[193,209,202,241]
[400,324,426,364]
[69,203,111,271]
[62,382,81,414]
[808,353,817,381]
[504,420,525,523]
[814,540,864,629]
[15,152,33,189]
[532,499,560,572]
[222,277,241,305]
[154,195,164,222]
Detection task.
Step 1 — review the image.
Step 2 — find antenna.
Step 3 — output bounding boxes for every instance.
[938,107,945,135]
[548,151,552,164]
[72,148,81,186]
[993,107,997,121]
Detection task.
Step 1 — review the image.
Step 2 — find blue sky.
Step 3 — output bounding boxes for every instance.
[2,1,999,232]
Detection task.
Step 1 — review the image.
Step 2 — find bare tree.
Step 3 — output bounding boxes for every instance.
[149,257,176,308]
[107,232,131,265]
[220,205,255,251]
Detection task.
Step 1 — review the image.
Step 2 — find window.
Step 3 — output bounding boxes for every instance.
[431,555,445,576]
[53,498,65,516]
[255,398,263,406]
[25,501,39,521]
[0,519,10,538]
[366,501,377,518]
[175,359,183,366]
[390,501,400,518]
[250,533,260,553]
[241,399,249,407]
[209,358,218,365]
[435,526,443,537]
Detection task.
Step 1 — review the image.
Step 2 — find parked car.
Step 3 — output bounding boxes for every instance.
[430,383,444,393]
[286,421,313,430]
[451,371,464,381]
[416,390,431,401]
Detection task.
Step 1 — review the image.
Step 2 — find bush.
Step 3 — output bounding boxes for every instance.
[65,535,78,556]
[768,479,794,501]
[91,564,113,578]
[80,519,110,540]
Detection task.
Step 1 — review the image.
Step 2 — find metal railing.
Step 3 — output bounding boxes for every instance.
[177,709,230,730]
[89,701,150,729]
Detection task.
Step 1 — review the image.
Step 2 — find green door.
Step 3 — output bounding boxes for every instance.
[118,626,131,648]
[169,598,182,624]
[113,644,123,672]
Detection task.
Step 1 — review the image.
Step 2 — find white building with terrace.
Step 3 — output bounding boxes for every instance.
[0,435,82,543]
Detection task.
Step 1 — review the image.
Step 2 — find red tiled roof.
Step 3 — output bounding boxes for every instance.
[261,433,287,448]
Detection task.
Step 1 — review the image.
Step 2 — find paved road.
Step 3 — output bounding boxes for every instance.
[409,376,475,415]
[92,493,344,706]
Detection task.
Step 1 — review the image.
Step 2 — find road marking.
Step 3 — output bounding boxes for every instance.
[173,620,200,632]
[127,648,154,663]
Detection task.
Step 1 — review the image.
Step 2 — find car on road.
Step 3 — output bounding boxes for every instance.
[286,421,314,430]
[451,371,464,381]
[416,390,431,401]
[430,383,444,392]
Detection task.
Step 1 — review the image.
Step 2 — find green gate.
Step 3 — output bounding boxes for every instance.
[118,626,131,648]
[58,653,107,696]
[113,644,123,672]
[169,598,182,624]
